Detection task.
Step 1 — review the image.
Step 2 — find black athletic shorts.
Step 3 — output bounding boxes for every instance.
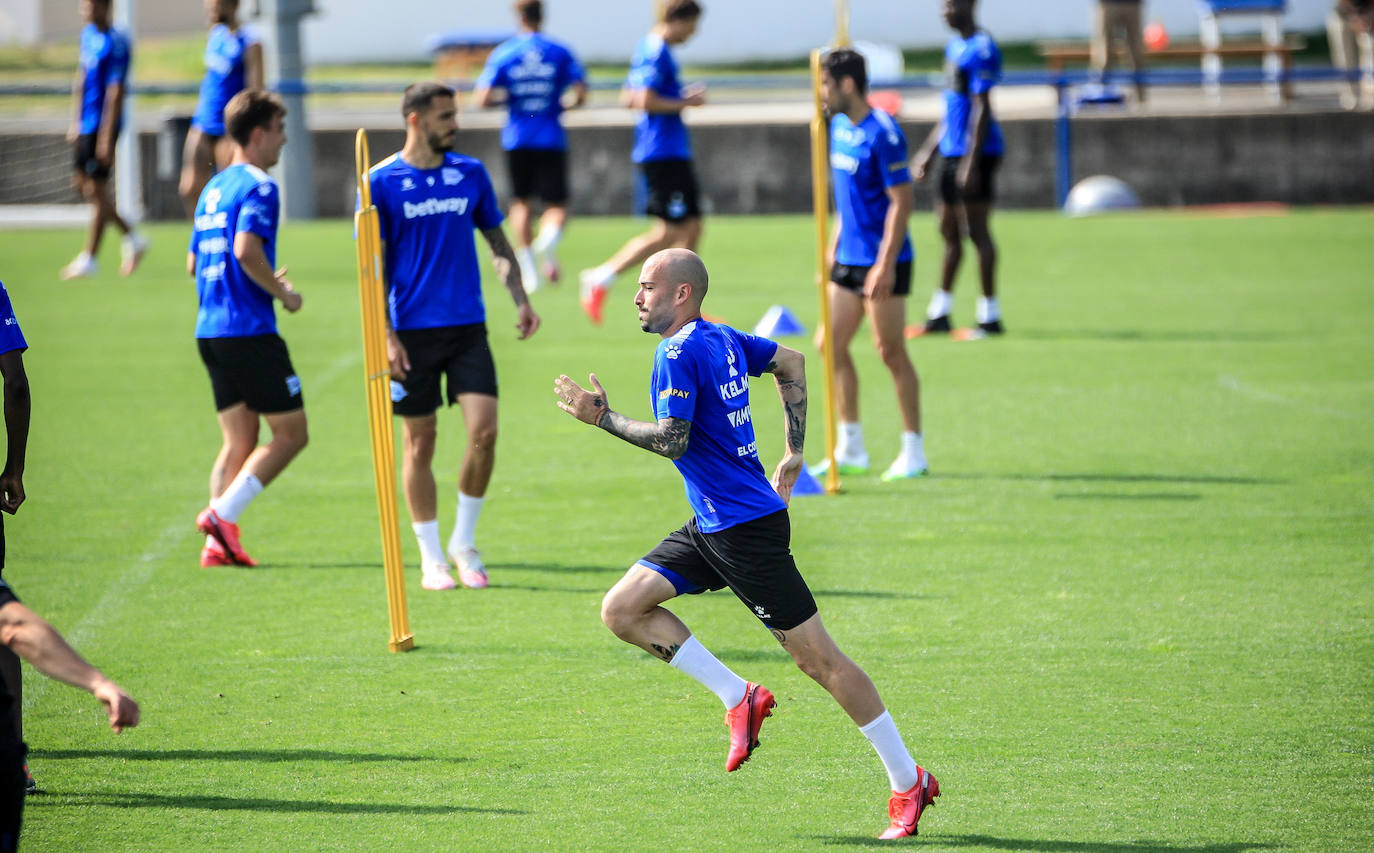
[641,159,701,223]
[506,148,569,205]
[391,323,497,417]
[939,154,1001,206]
[198,334,304,414]
[830,259,913,297]
[638,509,818,633]
[73,133,118,180]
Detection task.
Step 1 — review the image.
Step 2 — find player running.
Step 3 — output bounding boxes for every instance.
[554,248,939,840]
[473,0,587,292]
[179,0,264,216]
[189,89,309,568]
[367,82,539,591]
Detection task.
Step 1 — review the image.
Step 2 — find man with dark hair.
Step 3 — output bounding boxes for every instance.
[474,1,587,292]
[815,48,928,482]
[366,82,539,591]
[189,89,309,569]
[912,0,1005,340]
[179,0,264,216]
[555,248,938,840]
[61,0,149,280]
[578,0,705,324]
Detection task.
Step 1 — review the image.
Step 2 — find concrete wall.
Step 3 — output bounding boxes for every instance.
[0,0,205,44]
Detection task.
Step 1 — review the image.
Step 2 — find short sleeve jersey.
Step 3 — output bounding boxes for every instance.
[191,164,280,339]
[368,152,505,331]
[78,24,131,135]
[0,282,28,357]
[651,320,786,533]
[830,109,914,267]
[626,34,690,163]
[192,23,260,136]
[476,32,585,152]
[940,30,1005,158]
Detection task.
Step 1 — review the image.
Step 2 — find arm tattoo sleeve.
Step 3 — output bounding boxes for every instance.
[766,358,807,455]
[597,412,692,460]
[481,227,529,308]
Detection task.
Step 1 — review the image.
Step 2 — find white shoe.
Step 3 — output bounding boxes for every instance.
[448,545,489,589]
[881,454,929,482]
[120,232,150,276]
[60,253,97,281]
[421,561,457,591]
[809,451,870,476]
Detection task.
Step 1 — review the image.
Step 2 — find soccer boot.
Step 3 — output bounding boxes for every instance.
[120,232,150,276]
[421,562,457,591]
[449,545,489,589]
[953,319,1004,341]
[724,682,776,771]
[59,253,97,281]
[200,537,235,568]
[579,275,609,325]
[23,763,35,796]
[879,766,940,839]
[809,452,870,477]
[881,455,929,482]
[195,507,258,567]
[906,314,952,339]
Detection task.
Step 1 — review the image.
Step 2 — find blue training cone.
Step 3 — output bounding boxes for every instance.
[790,463,825,497]
[754,305,806,337]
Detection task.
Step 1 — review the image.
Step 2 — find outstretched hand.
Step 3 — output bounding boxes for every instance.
[554,373,610,426]
[771,452,804,506]
[92,680,140,733]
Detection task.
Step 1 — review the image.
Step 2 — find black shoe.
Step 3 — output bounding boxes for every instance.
[23,763,35,796]
[977,319,1004,335]
[924,315,952,333]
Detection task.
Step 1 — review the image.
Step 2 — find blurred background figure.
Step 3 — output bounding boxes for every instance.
[1328,0,1374,108]
[1092,0,1148,103]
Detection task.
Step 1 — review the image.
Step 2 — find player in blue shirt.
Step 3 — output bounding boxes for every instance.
[179,0,263,217]
[61,0,148,281]
[555,248,940,841]
[578,0,706,325]
[368,82,539,592]
[817,49,929,483]
[474,1,587,293]
[913,0,1006,338]
[189,90,309,570]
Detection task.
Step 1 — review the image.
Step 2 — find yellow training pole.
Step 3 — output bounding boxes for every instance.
[834,0,851,47]
[354,129,414,653]
[810,49,841,496]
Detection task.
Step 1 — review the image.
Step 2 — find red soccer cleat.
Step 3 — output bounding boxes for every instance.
[724,682,775,771]
[196,507,257,567]
[580,279,608,325]
[879,766,940,839]
[200,538,234,568]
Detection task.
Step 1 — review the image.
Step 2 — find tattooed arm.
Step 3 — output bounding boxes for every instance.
[554,373,692,460]
[763,344,807,503]
[481,227,540,340]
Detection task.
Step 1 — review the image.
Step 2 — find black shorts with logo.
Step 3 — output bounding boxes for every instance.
[391,323,497,417]
[638,509,818,633]
[830,259,913,297]
[641,159,701,223]
[506,148,569,204]
[198,334,304,414]
[939,154,1002,206]
[73,132,118,180]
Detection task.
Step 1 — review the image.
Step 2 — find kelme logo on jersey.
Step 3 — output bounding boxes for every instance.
[403,196,469,219]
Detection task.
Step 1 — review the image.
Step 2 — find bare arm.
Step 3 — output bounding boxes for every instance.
[864,182,914,300]
[244,41,264,90]
[566,80,589,108]
[626,83,706,113]
[68,67,83,142]
[473,84,504,107]
[958,90,993,189]
[186,251,196,279]
[233,232,301,311]
[481,227,539,339]
[913,121,944,180]
[763,345,807,502]
[554,373,692,459]
[95,81,125,163]
[0,350,29,514]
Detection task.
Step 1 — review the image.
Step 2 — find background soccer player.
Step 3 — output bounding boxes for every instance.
[554,248,939,840]
[189,89,309,569]
[816,48,928,482]
[913,0,1005,339]
[368,82,540,591]
[473,0,587,293]
[62,0,148,281]
[179,0,264,217]
[578,0,706,324]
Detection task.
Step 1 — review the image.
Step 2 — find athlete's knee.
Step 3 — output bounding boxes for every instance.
[874,336,912,371]
[600,586,639,639]
[468,420,498,452]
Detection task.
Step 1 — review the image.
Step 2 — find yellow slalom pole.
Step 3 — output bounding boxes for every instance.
[354,129,414,653]
[810,49,841,496]
[834,0,851,48]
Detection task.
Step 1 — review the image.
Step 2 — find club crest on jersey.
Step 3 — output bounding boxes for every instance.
[401,177,415,191]
[664,344,682,360]
[426,176,435,186]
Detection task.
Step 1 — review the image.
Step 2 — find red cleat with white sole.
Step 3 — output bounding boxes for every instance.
[724,682,775,771]
[580,279,608,325]
[200,538,234,568]
[196,507,257,567]
[879,766,940,839]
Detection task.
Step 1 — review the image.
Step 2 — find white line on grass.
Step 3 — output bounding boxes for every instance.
[1217,374,1361,420]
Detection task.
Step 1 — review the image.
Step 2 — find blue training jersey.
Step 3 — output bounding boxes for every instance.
[190,164,281,339]
[626,33,690,163]
[830,109,914,267]
[651,320,786,533]
[192,23,260,136]
[368,152,505,331]
[476,32,585,152]
[0,282,28,357]
[78,24,131,135]
[939,30,1005,158]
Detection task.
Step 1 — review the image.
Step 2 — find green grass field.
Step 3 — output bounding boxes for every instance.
[0,209,1370,851]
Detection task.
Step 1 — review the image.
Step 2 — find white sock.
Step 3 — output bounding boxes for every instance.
[977,296,1000,324]
[449,492,484,551]
[667,635,748,708]
[584,264,616,290]
[927,289,953,320]
[900,432,927,470]
[531,223,562,255]
[412,520,445,567]
[838,421,866,460]
[516,247,540,292]
[209,472,263,523]
[859,710,921,792]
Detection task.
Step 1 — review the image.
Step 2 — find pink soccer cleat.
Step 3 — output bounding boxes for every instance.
[196,507,257,567]
[200,537,234,568]
[449,545,489,589]
[879,766,940,839]
[421,562,457,591]
[724,682,775,771]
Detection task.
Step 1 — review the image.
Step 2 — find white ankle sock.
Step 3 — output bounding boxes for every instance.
[516,247,540,290]
[900,432,927,469]
[449,492,484,551]
[532,223,563,255]
[210,472,263,523]
[859,710,920,792]
[927,290,953,320]
[412,520,445,567]
[977,296,1000,324]
[668,635,748,708]
[585,264,616,289]
[838,421,866,460]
